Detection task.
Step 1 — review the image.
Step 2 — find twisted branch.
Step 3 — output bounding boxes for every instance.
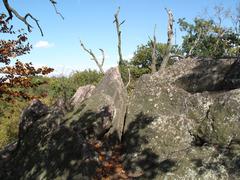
[50,0,64,20]
[3,0,64,36]
[3,0,43,35]
[80,41,105,74]
[99,48,105,67]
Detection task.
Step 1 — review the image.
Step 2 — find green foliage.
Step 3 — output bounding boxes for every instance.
[130,41,182,76]
[119,62,151,93]
[0,101,25,148]
[131,41,167,71]
[47,70,103,102]
[178,17,240,58]
[70,69,103,87]
[119,64,135,93]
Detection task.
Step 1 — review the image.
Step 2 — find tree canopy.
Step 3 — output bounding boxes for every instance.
[0,14,54,103]
[0,1,57,104]
[178,18,240,58]
[178,5,240,58]
[130,41,182,73]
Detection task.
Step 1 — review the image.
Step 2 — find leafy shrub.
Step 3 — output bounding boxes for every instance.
[0,101,25,148]
[47,69,103,103]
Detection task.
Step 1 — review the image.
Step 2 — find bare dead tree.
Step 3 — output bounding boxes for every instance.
[80,41,105,74]
[160,8,174,72]
[149,25,157,73]
[113,7,125,65]
[2,0,63,36]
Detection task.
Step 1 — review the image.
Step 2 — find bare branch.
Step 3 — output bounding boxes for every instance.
[99,49,105,67]
[3,0,64,36]
[25,13,44,36]
[160,8,174,72]
[49,0,64,20]
[3,0,44,36]
[114,7,124,65]
[80,41,105,74]
[150,25,157,73]
[120,20,125,26]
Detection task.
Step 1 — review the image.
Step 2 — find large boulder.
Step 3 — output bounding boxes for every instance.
[70,84,95,108]
[0,67,128,179]
[65,67,128,142]
[1,58,240,179]
[123,58,240,179]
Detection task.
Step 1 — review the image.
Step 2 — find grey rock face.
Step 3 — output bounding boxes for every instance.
[66,67,128,142]
[1,58,240,179]
[93,67,128,141]
[70,85,95,108]
[123,58,240,179]
[18,99,49,141]
[0,67,128,179]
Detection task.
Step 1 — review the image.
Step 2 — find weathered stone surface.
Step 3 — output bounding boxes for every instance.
[18,99,49,143]
[1,58,240,179]
[0,67,128,179]
[123,58,240,179]
[175,58,240,92]
[66,67,128,142]
[70,85,95,108]
[94,67,128,141]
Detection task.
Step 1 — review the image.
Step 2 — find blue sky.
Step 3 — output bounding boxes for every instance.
[1,0,239,75]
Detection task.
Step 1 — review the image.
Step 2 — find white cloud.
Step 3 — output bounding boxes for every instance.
[34,40,54,48]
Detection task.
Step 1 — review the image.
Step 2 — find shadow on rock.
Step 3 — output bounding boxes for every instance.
[191,139,240,179]
[122,112,177,179]
[0,106,116,179]
[68,106,118,143]
[0,123,100,180]
[176,58,240,93]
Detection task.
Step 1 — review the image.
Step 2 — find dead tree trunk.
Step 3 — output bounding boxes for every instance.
[160,8,174,72]
[80,41,105,74]
[114,7,125,65]
[150,25,157,73]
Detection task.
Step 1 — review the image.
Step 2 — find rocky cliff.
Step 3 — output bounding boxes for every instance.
[1,58,240,179]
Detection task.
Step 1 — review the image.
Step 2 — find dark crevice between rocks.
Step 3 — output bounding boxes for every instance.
[191,134,209,147]
[176,58,240,93]
[190,138,240,178]
[191,139,240,178]
[189,106,212,148]
[189,103,240,178]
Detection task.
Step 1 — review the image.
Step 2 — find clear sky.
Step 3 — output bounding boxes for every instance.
[1,0,239,75]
